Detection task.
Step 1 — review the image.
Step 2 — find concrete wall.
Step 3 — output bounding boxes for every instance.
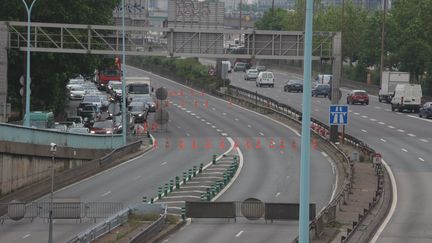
[0,141,110,195]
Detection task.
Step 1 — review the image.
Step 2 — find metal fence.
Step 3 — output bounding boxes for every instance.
[0,201,123,224]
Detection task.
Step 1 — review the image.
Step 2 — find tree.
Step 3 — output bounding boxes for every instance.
[0,0,120,116]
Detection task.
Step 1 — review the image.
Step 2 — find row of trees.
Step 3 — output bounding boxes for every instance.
[255,0,432,95]
[1,0,120,117]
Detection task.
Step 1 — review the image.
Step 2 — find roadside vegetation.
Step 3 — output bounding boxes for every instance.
[255,0,432,95]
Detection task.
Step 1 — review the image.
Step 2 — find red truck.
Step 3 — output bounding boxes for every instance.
[97,57,121,90]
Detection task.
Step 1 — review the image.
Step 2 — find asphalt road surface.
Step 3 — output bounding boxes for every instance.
[228,69,432,243]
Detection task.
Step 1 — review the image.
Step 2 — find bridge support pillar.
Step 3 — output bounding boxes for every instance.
[330,32,342,142]
[0,22,9,122]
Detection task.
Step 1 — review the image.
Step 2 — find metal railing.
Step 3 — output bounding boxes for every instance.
[128,214,166,243]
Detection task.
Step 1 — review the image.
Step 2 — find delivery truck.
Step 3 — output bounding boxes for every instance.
[378,71,410,103]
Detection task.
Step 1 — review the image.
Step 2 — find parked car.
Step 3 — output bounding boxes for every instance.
[419,102,432,118]
[68,85,85,100]
[347,90,369,105]
[244,69,259,80]
[312,84,330,97]
[233,62,247,72]
[90,120,118,134]
[68,127,90,134]
[284,80,303,92]
[128,101,148,123]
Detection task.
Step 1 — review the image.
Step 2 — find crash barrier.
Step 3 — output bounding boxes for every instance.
[67,207,131,243]
[0,122,123,149]
[0,201,123,224]
[185,200,316,222]
[214,86,386,241]
[0,138,149,216]
[128,214,166,243]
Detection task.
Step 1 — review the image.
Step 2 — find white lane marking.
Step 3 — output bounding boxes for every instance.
[314,109,319,112]
[173,103,178,106]
[186,110,191,113]
[317,100,322,104]
[407,133,416,137]
[370,118,377,121]
[349,109,353,112]
[22,234,31,239]
[407,114,432,123]
[419,157,425,162]
[212,107,216,111]
[186,133,191,137]
[419,138,429,143]
[235,231,244,237]
[401,148,408,152]
[380,138,387,143]
[259,132,264,136]
[387,125,395,129]
[354,112,360,115]
[177,126,181,129]
[397,129,405,133]
[223,112,227,115]
[211,125,217,129]
[396,112,403,115]
[247,124,252,128]
[101,191,111,197]
[206,122,211,125]
[378,122,386,125]
[275,192,281,197]
[221,133,228,136]
[370,158,397,243]
[234,118,239,121]
[196,116,200,119]
[160,162,167,166]
[181,108,186,111]
[361,115,368,118]
[384,109,391,111]
[132,175,142,181]
[321,151,328,158]
[191,113,196,116]
[374,106,382,109]
[361,129,367,133]
[216,129,222,132]
[201,119,206,122]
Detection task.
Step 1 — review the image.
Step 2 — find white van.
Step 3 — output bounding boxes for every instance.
[222,61,232,73]
[256,71,274,87]
[316,74,332,84]
[390,84,422,112]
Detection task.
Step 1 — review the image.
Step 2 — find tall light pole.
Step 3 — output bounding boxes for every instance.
[121,0,127,145]
[21,0,38,127]
[379,0,387,86]
[239,0,242,45]
[49,142,57,243]
[299,0,314,242]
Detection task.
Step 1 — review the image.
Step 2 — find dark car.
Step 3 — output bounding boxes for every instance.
[347,90,369,105]
[233,62,247,72]
[284,80,303,92]
[132,96,157,112]
[90,120,118,134]
[76,102,93,116]
[312,84,330,97]
[419,102,432,118]
[128,102,148,123]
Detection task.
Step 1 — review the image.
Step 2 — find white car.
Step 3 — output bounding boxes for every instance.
[66,80,84,90]
[69,85,85,100]
[244,69,259,80]
[83,95,102,109]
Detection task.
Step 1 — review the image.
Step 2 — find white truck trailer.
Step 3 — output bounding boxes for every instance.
[378,71,410,103]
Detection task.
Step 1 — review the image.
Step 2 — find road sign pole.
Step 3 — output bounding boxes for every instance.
[299,0,313,242]
[121,0,127,145]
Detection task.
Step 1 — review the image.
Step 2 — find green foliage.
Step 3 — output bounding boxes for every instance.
[1,0,120,115]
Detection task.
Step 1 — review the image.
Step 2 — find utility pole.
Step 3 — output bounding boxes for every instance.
[239,0,242,45]
[379,0,387,86]
[272,0,275,13]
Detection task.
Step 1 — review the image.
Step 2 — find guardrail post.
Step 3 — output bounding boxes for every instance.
[169,179,174,192]
[181,207,186,221]
[188,169,192,180]
[199,163,203,173]
[164,183,169,195]
[193,166,197,176]
[158,187,163,199]
[150,197,154,204]
[206,188,211,201]
[175,176,180,189]
[142,196,147,203]
[212,154,217,164]
[183,172,187,183]
[201,193,206,201]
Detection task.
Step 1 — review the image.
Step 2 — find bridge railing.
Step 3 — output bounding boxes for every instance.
[0,122,123,149]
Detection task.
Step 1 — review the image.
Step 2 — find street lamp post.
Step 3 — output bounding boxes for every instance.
[121,0,127,145]
[49,143,57,243]
[21,0,38,127]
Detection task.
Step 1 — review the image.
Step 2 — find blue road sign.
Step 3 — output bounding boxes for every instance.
[329,105,348,125]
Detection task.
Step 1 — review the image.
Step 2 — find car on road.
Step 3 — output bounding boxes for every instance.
[233,62,247,72]
[284,80,303,92]
[90,120,118,134]
[312,84,330,97]
[128,101,148,123]
[83,95,102,109]
[256,71,274,88]
[347,90,369,105]
[256,65,267,72]
[68,85,85,100]
[132,96,157,112]
[66,79,84,90]
[244,69,259,80]
[419,102,432,118]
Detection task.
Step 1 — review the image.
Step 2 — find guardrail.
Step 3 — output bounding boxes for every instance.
[128,214,166,243]
[214,85,385,241]
[0,122,123,149]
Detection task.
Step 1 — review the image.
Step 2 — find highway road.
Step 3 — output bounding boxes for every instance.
[228,69,432,242]
[129,66,335,243]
